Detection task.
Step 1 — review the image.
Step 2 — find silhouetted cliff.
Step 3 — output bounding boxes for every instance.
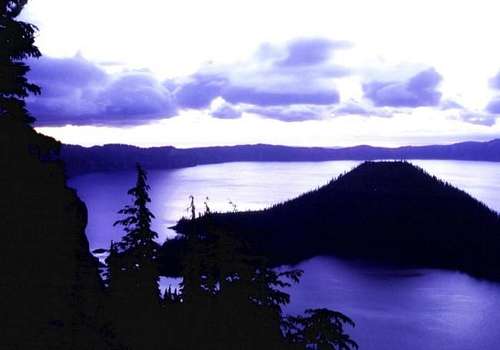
[1,124,108,349]
[164,161,500,280]
[62,139,500,177]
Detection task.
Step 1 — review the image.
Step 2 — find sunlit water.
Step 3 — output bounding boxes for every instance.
[69,160,500,350]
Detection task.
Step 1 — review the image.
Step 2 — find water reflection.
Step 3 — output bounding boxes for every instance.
[283,256,500,350]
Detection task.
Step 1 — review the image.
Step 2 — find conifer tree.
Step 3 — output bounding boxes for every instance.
[179,196,205,303]
[1,0,59,163]
[104,164,162,349]
[0,0,41,124]
[282,308,358,350]
[176,200,304,349]
[171,199,359,349]
[111,163,160,306]
[103,241,122,299]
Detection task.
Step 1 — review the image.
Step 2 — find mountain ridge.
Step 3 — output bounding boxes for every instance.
[62,139,500,176]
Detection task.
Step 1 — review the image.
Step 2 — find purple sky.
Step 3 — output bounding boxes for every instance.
[22,0,500,147]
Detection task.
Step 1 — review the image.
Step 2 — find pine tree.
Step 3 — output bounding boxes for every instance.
[104,164,162,349]
[178,195,205,304]
[103,241,123,301]
[282,308,358,350]
[111,163,160,306]
[1,0,59,164]
[175,201,304,349]
[172,200,359,349]
[0,0,41,124]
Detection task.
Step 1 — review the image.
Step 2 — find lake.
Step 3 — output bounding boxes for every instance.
[69,160,500,350]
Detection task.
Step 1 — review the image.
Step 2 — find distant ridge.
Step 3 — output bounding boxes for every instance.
[61,138,500,176]
[165,161,500,280]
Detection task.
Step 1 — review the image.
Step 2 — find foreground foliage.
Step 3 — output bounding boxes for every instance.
[103,169,357,349]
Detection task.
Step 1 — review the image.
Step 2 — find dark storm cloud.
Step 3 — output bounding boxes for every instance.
[27,56,176,126]
[363,68,443,107]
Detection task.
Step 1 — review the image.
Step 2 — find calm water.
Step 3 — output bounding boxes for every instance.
[69,160,500,350]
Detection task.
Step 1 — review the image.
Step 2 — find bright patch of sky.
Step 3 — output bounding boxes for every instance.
[24,0,500,147]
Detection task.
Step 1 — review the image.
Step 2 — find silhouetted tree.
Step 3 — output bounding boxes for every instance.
[105,164,161,349]
[103,241,122,300]
[0,0,40,124]
[162,286,181,305]
[173,199,304,349]
[214,237,303,349]
[112,163,160,305]
[0,0,58,163]
[283,308,358,350]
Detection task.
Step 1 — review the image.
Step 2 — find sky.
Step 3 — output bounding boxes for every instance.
[22,0,500,148]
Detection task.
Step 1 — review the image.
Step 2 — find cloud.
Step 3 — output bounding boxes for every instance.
[27,56,176,126]
[275,38,351,67]
[96,74,176,120]
[166,37,351,122]
[209,99,242,119]
[332,102,393,118]
[485,71,500,115]
[25,38,354,125]
[223,87,339,106]
[334,103,370,116]
[486,98,500,114]
[363,68,442,107]
[443,95,496,126]
[490,71,500,90]
[453,110,497,126]
[28,55,107,98]
[26,40,479,128]
[440,99,464,110]
[245,105,326,122]
[173,72,341,109]
[174,74,227,109]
